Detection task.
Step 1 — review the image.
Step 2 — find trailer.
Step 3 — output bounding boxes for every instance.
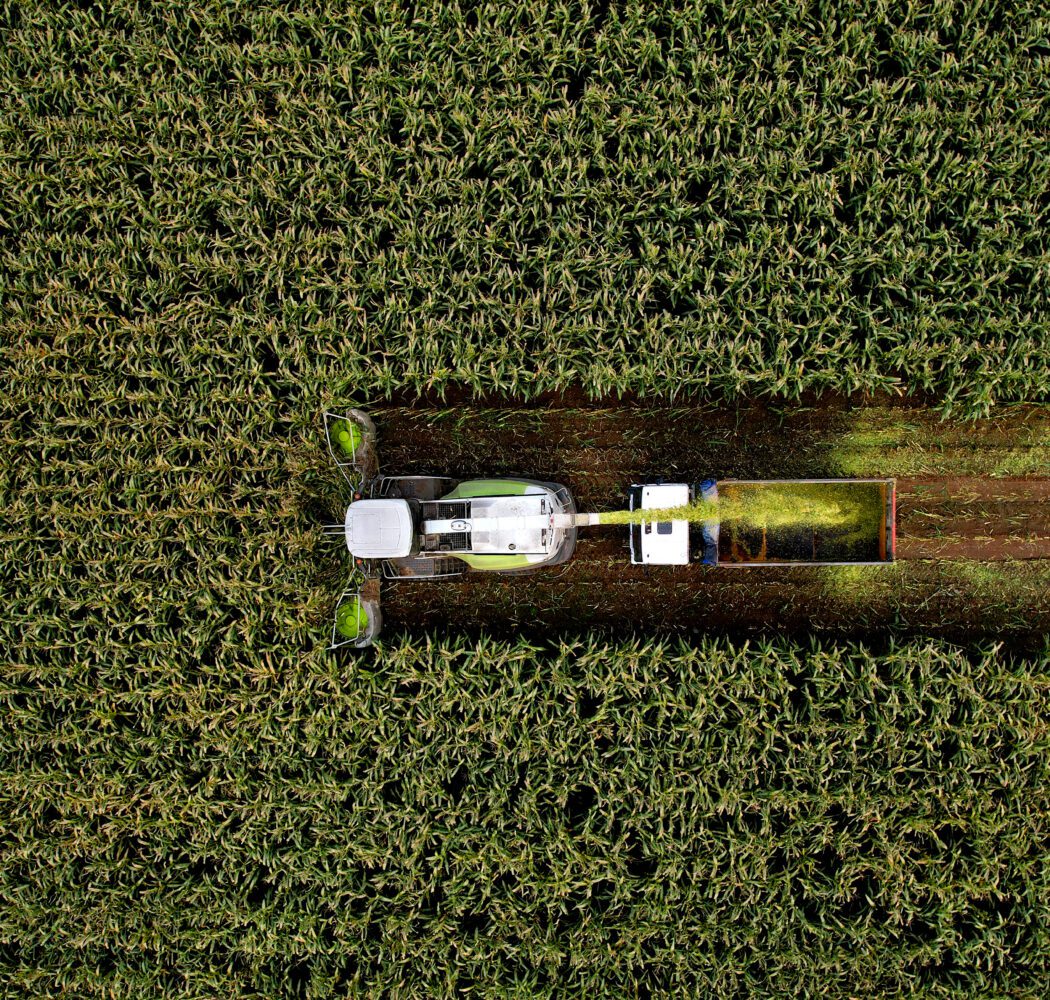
[323,410,896,648]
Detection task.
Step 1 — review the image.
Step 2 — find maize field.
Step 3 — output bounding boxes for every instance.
[3,0,1050,996]
[3,0,1049,412]
[3,632,1050,997]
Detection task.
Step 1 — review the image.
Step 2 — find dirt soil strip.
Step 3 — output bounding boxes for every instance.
[895,478,1050,560]
[355,403,1049,646]
[379,554,1050,648]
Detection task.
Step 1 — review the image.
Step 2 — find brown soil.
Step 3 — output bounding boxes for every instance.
[340,404,1050,648]
[896,478,1050,561]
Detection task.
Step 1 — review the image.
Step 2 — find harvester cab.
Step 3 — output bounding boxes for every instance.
[343,499,415,559]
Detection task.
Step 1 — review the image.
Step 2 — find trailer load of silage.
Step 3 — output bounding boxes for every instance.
[719,482,891,564]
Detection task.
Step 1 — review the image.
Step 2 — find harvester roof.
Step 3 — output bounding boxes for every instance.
[344,499,414,559]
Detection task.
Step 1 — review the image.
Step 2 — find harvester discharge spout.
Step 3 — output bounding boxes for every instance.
[418,512,602,534]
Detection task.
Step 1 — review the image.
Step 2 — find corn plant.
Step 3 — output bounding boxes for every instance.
[2,1,1048,414]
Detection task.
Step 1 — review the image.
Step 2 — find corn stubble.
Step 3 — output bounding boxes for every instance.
[3,0,1050,996]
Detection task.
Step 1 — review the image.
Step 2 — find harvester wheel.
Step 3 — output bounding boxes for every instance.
[335,597,368,639]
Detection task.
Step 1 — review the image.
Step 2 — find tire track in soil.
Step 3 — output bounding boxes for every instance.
[364,404,1050,646]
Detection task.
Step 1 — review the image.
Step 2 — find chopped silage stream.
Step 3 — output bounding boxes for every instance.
[594,486,861,531]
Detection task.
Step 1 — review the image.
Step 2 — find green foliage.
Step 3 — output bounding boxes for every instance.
[3,1,1050,994]
[2,1,1048,412]
[4,347,1046,994]
[1,632,1049,996]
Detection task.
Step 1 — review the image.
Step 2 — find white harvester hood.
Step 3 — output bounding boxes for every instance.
[418,493,564,555]
[344,499,414,558]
